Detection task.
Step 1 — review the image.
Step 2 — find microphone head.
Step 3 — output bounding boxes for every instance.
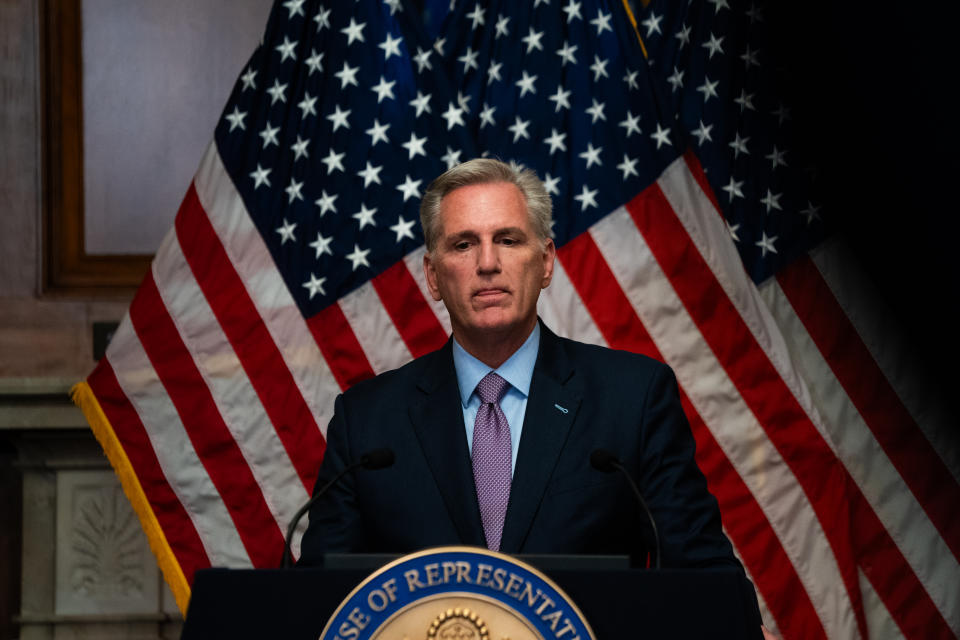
[590,448,619,473]
[360,448,395,470]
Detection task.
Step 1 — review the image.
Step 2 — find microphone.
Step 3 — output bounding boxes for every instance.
[590,448,661,569]
[281,448,395,568]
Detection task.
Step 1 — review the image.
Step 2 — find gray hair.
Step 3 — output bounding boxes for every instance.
[419,158,553,252]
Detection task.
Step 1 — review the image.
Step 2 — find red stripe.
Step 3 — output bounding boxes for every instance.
[627,181,954,638]
[372,261,448,358]
[307,302,376,390]
[129,273,283,568]
[175,185,325,491]
[557,233,826,638]
[778,255,960,560]
[88,358,210,584]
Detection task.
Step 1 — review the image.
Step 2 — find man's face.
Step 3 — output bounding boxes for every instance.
[424,181,555,350]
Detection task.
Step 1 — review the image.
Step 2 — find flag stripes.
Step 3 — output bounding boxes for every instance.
[371,261,449,358]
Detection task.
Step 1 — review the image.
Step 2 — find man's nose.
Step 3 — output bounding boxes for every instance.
[477,240,500,273]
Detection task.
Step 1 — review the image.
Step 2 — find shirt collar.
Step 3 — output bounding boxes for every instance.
[452,322,541,408]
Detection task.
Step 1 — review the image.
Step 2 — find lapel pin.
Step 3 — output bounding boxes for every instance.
[554,403,568,414]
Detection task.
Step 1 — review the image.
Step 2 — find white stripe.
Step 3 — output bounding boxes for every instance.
[860,568,906,640]
[339,282,413,374]
[590,207,859,640]
[811,239,960,484]
[760,277,960,631]
[538,260,607,348]
[104,307,250,567]
[404,246,452,336]
[193,144,340,432]
[152,229,311,550]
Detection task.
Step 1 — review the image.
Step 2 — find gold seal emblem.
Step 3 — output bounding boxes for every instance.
[427,607,489,640]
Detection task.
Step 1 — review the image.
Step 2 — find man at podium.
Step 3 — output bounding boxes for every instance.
[299,158,748,580]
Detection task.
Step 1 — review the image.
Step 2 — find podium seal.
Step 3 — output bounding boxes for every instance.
[319,546,596,640]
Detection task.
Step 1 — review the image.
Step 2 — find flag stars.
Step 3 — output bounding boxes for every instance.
[563,0,583,22]
[766,146,788,169]
[675,24,691,47]
[352,203,377,229]
[590,9,613,35]
[467,3,486,29]
[641,12,662,37]
[801,201,822,225]
[574,184,598,210]
[396,175,423,201]
[302,273,326,299]
[508,116,531,142]
[366,119,390,147]
[479,103,496,128]
[240,67,256,91]
[285,178,304,203]
[315,190,338,216]
[379,32,403,59]
[441,146,462,169]
[487,61,503,85]
[624,69,639,90]
[276,219,296,244]
[586,99,606,123]
[297,92,318,118]
[726,220,740,242]
[761,189,782,213]
[697,77,719,102]
[409,91,432,118]
[722,177,744,202]
[729,132,750,157]
[708,0,731,12]
[734,89,756,112]
[249,164,271,189]
[516,71,537,97]
[433,37,446,56]
[346,244,371,271]
[667,67,684,92]
[356,162,383,188]
[617,154,639,179]
[543,173,560,196]
[549,86,572,112]
[579,142,602,168]
[590,55,609,81]
[282,0,305,18]
[321,149,345,174]
[619,111,641,137]
[741,45,760,69]
[544,128,567,154]
[651,124,672,149]
[341,18,366,45]
[335,61,360,89]
[259,122,280,148]
[495,14,510,38]
[305,49,324,74]
[459,47,480,73]
[442,103,466,129]
[402,132,428,159]
[326,104,351,131]
[314,5,331,30]
[390,216,417,242]
[755,232,778,256]
[522,27,545,53]
[275,36,298,62]
[413,47,433,73]
[371,75,396,103]
[556,41,578,66]
[267,79,288,104]
[225,106,246,131]
[290,135,309,161]
[702,33,724,59]
[772,103,792,125]
[691,120,713,145]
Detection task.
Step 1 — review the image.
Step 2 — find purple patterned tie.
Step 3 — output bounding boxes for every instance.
[472,372,512,551]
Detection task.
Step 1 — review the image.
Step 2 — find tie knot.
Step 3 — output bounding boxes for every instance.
[475,372,509,404]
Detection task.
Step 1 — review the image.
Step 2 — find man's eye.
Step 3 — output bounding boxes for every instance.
[454,241,471,250]
[500,237,516,246]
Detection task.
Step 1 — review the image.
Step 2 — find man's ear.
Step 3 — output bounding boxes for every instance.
[423,252,443,301]
[541,238,556,289]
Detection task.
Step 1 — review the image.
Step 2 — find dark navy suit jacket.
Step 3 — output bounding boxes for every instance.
[299,322,738,569]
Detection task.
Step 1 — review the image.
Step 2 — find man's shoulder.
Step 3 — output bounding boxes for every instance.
[548,330,669,376]
[340,342,450,401]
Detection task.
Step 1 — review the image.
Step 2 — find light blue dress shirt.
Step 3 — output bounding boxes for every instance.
[452,323,540,475]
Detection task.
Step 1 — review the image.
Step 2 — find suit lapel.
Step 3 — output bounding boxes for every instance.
[408,343,486,547]
[499,325,583,553]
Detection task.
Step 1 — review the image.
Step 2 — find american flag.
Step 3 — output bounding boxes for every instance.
[71,0,960,637]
